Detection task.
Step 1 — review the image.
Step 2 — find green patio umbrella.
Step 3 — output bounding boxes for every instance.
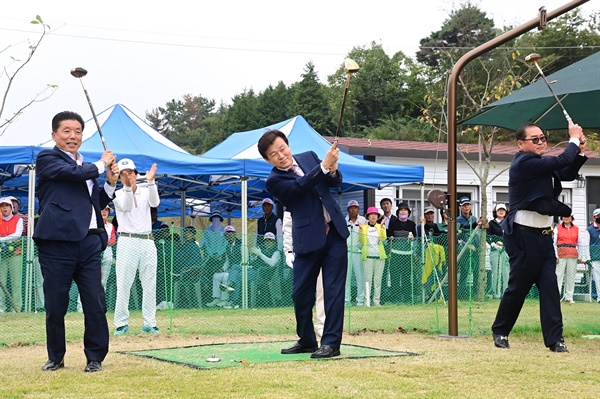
[461,51,600,131]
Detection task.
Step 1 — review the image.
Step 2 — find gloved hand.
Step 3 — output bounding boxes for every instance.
[250,246,261,256]
[285,252,295,268]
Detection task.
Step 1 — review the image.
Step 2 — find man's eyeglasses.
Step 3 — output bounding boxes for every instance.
[521,136,547,144]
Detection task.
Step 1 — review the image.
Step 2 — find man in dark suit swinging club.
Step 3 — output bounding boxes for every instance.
[34,111,119,372]
[258,130,349,358]
[492,120,587,353]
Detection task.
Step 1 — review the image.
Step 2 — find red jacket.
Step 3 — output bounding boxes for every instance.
[555,223,579,258]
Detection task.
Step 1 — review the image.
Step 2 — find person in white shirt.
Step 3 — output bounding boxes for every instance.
[345,200,366,306]
[112,158,161,336]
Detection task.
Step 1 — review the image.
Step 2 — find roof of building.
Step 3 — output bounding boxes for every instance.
[326,137,598,163]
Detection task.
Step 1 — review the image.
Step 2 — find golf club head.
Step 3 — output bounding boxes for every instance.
[525,53,541,63]
[343,58,360,73]
[70,67,88,78]
[427,189,447,210]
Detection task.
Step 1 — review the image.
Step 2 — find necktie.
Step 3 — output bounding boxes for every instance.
[290,164,329,234]
[290,165,303,176]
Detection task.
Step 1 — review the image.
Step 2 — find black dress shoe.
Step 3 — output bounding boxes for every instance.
[42,359,64,371]
[310,345,341,359]
[281,341,318,354]
[549,341,569,353]
[84,360,103,372]
[493,334,510,349]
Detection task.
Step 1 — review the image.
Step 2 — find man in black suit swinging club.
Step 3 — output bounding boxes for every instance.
[258,129,349,358]
[34,111,119,372]
[492,120,587,353]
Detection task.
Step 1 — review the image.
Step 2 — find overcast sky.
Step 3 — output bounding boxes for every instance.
[0,0,596,146]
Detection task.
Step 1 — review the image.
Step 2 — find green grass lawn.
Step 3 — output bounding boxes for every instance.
[2,300,599,347]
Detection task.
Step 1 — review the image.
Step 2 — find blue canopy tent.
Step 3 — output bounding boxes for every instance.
[37,104,247,219]
[205,115,424,189]
[203,115,425,237]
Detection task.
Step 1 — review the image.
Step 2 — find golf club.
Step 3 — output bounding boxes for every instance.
[70,67,109,151]
[334,58,360,141]
[524,53,571,122]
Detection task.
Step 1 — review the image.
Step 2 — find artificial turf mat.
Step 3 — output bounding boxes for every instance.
[121,341,418,369]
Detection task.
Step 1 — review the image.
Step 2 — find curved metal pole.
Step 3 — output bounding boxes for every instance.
[446,0,589,336]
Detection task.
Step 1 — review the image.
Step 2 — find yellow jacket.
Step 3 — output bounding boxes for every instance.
[359,223,387,260]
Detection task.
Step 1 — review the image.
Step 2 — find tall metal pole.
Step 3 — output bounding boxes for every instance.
[445,0,588,336]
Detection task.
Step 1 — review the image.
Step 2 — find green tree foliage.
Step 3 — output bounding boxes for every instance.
[145,94,223,154]
[256,82,292,127]
[223,89,261,134]
[328,42,423,136]
[516,9,600,75]
[289,61,332,133]
[417,2,496,68]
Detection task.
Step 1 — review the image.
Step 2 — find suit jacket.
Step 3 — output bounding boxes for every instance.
[266,151,349,255]
[34,146,111,250]
[502,142,587,235]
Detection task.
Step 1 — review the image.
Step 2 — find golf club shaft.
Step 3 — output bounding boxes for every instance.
[78,80,108,151]
[334,73,352,141]
[533,61,571,121]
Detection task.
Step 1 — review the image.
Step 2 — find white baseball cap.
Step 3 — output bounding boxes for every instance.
[264,232,276,240]
[117,158,138,173]
[495,203,507,211]
[262,198,275,206]
[347,200,359,208]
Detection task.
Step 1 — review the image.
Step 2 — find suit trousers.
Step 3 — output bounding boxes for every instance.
[492,226,563,347]
[293,225,347,349]
[37,234,109,363]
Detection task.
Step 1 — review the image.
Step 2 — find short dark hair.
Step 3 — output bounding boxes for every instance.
[380,198,392,207]
[52,111,85,132]
[257,130,288,160]
[516,123,541,141]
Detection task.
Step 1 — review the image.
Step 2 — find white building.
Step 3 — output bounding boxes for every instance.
[332,137,599,226]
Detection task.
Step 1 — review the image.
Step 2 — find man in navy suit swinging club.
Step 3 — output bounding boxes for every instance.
[258,129,349,358]
[34,111,119,372]
[492,120,587,353]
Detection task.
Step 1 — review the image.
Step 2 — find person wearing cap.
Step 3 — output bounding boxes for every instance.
[200,211,229,308]
[345,200,366,306]
[492,121,587,353]
[455,197,482,300]
[34,111,118,372]
[258,129,349,358]
[0,197,24,312]
[586,209,600,303]
[457,197,479,229]
[112,158,161,336]
[250,232,283,307]
[487,204,509,298]
[553,215,587,304]
[390,202,418,303]
[417,206,442,237]
[359,207,387,307]
[257,198,282,247]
